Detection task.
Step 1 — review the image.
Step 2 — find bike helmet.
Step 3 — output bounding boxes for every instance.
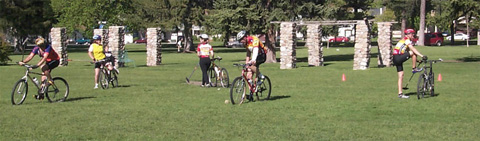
[404,29,416,34]
[93,35,102,40]
[200,34,209,39]
[236,30,247,41]
[35,37,45,46]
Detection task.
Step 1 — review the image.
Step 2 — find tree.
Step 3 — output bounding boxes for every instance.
[0,0,56,52]
[418,0,426,46]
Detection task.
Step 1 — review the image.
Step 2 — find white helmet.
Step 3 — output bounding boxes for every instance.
[236,30,246,41]
[200,34,209,39]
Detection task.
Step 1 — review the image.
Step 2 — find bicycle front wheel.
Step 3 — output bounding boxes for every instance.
[99,70,109,89]
[429,72,435,97]
[230,77,246,105]
[207,67,216,87]
[218,68,229,88]
[46,77,69,103]
[11,79,28,105]
[110,71,118,88]
[417,74,427,99]
[256,75,271,101]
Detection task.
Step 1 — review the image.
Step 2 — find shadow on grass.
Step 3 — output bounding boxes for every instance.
[456,56,480,62]
[404,92,440,99]
[65,96,95,102]
[115,85,131,88]
[267,95,291,101]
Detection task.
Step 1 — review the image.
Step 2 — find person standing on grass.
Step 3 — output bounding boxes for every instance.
[19,37,60,100]
[177,37,183,53]
[197,34,214,87]
[393,29,427,98]
[88,35,113,89]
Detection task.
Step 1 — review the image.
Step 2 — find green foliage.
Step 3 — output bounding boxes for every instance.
[374,8,396,22]
[0,0,55,38]
[0,38,11,65]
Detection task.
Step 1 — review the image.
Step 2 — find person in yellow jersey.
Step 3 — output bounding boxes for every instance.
[88,35,112,89]
[236,30,267,86]
[392,29,427,98]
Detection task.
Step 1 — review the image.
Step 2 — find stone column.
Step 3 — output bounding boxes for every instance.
[94,29,108,47]
[376,22,393,67]
[108,26,125,67]
[306,24,323,66]
[146,28,162,66]
[50,27,68,66]
[279,22,297,69]
[353,20,372,70]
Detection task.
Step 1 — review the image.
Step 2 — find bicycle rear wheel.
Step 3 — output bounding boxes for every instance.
[46,77,69,103]
[230,77,246,105]
[429,72,435,97]
[110,71,118,88]
[218,68,229,88]
[11,79,28,105]
[256,75,271,101]
[207,67,216,87]
[99,69,109,89]
[417,74,427,99]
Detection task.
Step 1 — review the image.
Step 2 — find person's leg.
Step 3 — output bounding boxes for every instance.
[397,71,404,94]
[199,58,209,85]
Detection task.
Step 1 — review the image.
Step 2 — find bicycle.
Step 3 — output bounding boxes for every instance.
[229,63,271,105]
[95,59,119,89]
[417,58,442,99]
[11,63,69,105]
[207,56,229,87]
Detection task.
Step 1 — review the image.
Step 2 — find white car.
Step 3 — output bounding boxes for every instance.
[446,33,470,41]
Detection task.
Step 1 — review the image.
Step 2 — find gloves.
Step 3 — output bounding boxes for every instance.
[422,55,428,60]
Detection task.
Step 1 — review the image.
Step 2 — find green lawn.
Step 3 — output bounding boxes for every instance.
[0,43,479,140]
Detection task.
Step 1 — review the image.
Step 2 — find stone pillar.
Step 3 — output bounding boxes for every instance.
[306,24,323,66]
[377,22,393,67]
[280,22,297,69]
[146,28,162,66]
[94,29,108,47]
[50,27,68,66]
[353,20,371,70]
[108,26,125,67]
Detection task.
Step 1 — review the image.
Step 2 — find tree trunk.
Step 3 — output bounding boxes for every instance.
[417,0,426,46]
[450,21,455,45]
[183,24,194,52]
[265,25,277,63]
[466,13,469,47]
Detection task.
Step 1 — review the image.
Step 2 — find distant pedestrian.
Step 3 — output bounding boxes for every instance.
[177,37,183,53]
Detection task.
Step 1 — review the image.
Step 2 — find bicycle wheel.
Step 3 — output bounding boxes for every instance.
[45,77,69,103]
[429,72,435,97]
[11,79,28,105]
[230,77,246,105]
[417,74,427,99]
[218,68,229,88]
[207,67,216,87]
[110,71,118,88]
[256,75,271,101]
[99,69,109,89]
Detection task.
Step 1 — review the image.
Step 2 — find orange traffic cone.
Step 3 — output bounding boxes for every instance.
[438,73,442,81]
[342,73,346,81]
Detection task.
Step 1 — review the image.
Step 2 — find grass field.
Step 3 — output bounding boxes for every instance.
[0,43,479,140]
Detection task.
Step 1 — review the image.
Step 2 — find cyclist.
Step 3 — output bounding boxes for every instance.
[236,30,267,85]
[196,34,214,87]
[18,37,60,99]
[393,29,427,98]
[88,35,113,89]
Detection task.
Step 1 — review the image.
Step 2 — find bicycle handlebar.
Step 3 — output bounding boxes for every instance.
[211,56,222,61]
[420,58,443,64]
[16,62,38,69]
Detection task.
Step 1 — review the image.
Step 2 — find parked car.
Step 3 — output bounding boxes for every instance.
[76,38,91,45]
[329,36,349,42]
[446,33,469,41]
[226,36,244,48]
[424,32,444,46]
[134,38,147,44]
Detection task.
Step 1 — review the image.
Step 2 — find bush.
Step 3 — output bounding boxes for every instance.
[0,40,12,65]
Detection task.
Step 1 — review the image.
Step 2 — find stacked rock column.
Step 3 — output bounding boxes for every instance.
[376,22,393,67]
[146,28,162,66]
[108,26,125,67]
[353,21,372,70]
[306,24,323,66]
[279,22,297,69]
[50,27,68,66]
[94,29,108,47]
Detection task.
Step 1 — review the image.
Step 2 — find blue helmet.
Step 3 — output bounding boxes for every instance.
[93,35,101,40]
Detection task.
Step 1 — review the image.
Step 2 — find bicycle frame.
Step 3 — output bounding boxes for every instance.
[20,65,46,90]
[236,64,258,94]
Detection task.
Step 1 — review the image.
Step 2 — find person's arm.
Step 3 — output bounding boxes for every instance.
[408,44,423,57]
[37,52,48,66]
[209,47,214,58]
[250,48,259,63]
[88,45,95,61]
[19,53,35,65]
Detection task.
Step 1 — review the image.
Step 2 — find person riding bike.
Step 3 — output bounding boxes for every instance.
[236,30,267,85]
[393,29,427,99]
[196,34,214,87]
[88,35,113,89]
[19,37,60,99]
